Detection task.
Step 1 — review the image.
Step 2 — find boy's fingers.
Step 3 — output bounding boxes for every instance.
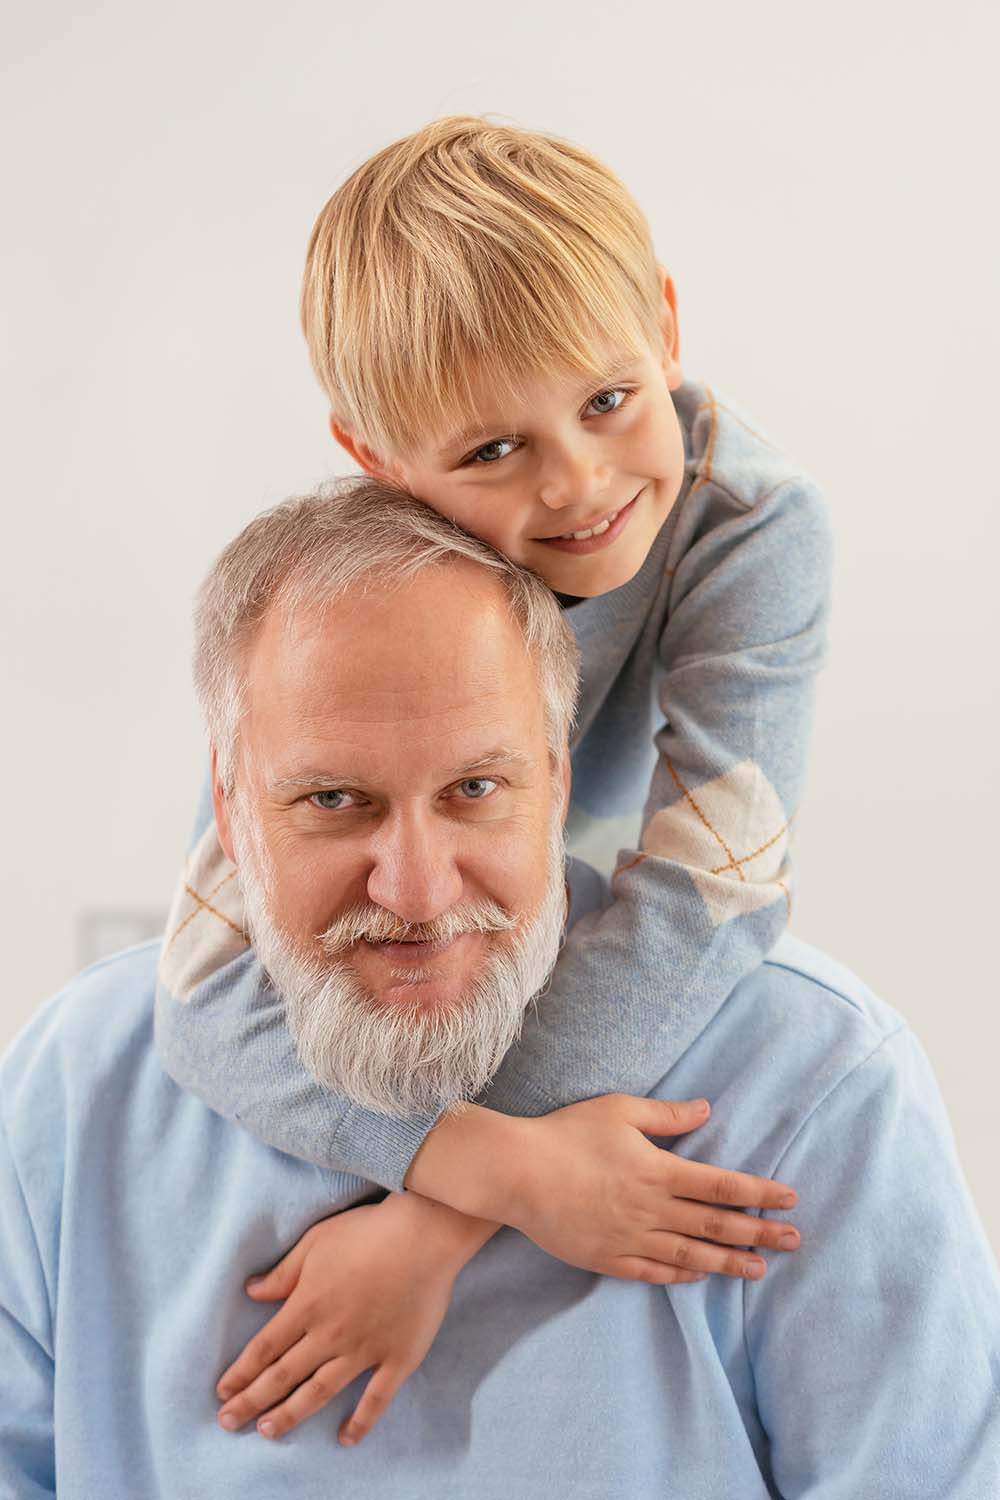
[642,1230,767,1281]
[670,1158,797,1212]
[629,1096,711,1137]
[613,1257,709,1287]
[216,1307,308,1400]
[245,1236,310,1300]
[339,1363,410,1447]
[664,1200,800,1253]
[254,1356,366,1441]
[218,1334,319,1429]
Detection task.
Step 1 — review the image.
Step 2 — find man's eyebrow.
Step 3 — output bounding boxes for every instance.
[445,749,535,779]
[438,357,642,459]
[267,750,534,793]
[268,771,366,792]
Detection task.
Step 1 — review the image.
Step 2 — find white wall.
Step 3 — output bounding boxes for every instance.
[2,1,998,1248]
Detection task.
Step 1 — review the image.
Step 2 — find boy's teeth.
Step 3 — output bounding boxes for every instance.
[561,510,617,541]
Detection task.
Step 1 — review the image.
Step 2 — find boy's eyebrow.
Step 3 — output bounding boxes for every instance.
[438,356,643,458]
[437,419,507,459]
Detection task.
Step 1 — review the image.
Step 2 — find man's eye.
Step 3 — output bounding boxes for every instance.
[470,437,517,465]
[586,388,628,416]
[309,789,355,811]
[456,777,498,800]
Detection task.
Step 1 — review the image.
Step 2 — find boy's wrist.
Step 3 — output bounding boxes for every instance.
[404,1103,533,1223]
[379,1189,498,1269]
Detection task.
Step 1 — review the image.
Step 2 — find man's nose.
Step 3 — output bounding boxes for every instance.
[365,806,464,924]
[537,439,612,512]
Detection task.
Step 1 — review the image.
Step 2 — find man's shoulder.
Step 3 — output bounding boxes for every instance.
[674,936,911,1155]
[755,933,908,1077]
[1,942,161,1123]
[761,934,904,1040]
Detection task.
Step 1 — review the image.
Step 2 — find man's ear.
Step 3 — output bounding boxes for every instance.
[328,415,391,479]
[657,267,684,390]
[210,746,237,866]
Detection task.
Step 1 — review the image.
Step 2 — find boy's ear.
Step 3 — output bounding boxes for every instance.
[211,747,237,866]
[657,267,684,390]
[328,415,390,479]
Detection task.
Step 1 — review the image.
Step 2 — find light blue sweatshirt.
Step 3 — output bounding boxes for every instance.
[155,379,835,1189]
[3,927,998,1498]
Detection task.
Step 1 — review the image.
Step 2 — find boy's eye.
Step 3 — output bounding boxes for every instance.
[470,437,517,465]
[456,777,498,800]
[309,789,357,811]
[586,387,628,416]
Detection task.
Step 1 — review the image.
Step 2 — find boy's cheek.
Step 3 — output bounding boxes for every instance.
[632,410,685,478]
[416,486,526,559]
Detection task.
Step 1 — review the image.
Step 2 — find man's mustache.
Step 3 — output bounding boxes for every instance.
[316,900,518,956]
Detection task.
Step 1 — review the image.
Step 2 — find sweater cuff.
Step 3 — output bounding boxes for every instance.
[477,1069,558,1120]
[330,1101,442,1193]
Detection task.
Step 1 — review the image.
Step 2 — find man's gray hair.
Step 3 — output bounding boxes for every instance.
[194,478,580,787]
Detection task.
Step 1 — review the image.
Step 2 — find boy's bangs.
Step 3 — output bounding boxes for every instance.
[302,116,667,459]
[365,276,659,462]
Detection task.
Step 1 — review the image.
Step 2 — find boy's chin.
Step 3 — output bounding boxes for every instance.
[548,546,652,599]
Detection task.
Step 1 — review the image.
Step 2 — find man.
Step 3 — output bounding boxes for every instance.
[2,486,998,1498]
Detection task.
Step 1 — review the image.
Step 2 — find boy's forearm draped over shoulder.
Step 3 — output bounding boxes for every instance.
[484,412,833,1118]
[155,383,833,1193]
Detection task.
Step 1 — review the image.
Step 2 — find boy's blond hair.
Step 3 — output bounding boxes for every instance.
[301,116,664,459]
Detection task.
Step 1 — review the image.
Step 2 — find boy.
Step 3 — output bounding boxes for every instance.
[157,116,831,1445]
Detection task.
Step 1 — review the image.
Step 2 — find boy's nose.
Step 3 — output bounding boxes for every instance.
[537,445,612,511]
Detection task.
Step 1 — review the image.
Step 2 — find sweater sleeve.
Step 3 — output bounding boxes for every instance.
[154,823,442,1192]
[156,473,831,1184]
[745,1027,1000,1497]
[0,1111,57,1498]
[479,475,833,1114]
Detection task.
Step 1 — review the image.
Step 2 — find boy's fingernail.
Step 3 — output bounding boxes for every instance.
[778,1231,799,1250]
[692,1099,710,1114]
[245,1276,264,1290]
[217,1385,232,1400]
[745,1260,766,1280]
[219,1413,238,1431]
[340,1429,357,1447]
[258,1420,275,1438]
[779,1193,797,1209]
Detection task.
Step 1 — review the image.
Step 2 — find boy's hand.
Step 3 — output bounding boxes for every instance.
[509,1095,799,1283]
[216,1194,496,1446]
[408,1096,799,1284]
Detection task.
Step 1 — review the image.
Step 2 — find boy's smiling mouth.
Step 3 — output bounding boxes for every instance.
[535,490,643,554]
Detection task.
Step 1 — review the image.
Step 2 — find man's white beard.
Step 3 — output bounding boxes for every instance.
[231,806,567,1117]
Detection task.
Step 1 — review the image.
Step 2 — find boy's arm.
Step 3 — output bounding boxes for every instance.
[157,471,830,1181]
[156,937,435,1190]
[479,473,833,1117]
[745,1027,1000,1496]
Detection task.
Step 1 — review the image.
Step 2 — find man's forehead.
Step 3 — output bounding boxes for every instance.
[241,563,549,783]
[249,568,537,703]
[256,641,536,725]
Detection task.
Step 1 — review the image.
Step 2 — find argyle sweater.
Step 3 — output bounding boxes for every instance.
[155,378,833,1190]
